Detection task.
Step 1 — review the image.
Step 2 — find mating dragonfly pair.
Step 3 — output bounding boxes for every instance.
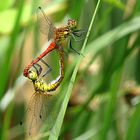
[22,6,84,136]
[23,7,84,93]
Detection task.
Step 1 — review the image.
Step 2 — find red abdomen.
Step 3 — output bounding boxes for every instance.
[23,42,57,77]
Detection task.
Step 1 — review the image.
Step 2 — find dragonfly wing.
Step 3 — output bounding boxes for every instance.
[25,92,59,138]
[26,92,43,136]
[36,7,56,41]
[48,25,55,41]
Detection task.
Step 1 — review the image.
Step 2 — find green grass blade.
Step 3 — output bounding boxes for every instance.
[85,16,140,56]
[125,103,140,140]
[100,67,123,140]
[0,0,24,99]
[48,0,101,139]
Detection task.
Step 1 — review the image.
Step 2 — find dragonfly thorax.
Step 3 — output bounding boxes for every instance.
[34,79,48,92]
[54,27,71,42]
[54,19,77,43]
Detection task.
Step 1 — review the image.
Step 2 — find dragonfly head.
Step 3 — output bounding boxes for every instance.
[68,19,77,30]
[28,70,38,81]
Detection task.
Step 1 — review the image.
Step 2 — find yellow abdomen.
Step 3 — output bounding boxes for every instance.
[34,77,62,92]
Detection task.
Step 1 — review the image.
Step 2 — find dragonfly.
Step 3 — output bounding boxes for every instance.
[21,46,64,136]
[22,6,84,136]
[23,6,85,83]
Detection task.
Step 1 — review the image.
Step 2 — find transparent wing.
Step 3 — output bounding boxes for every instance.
[36,7,56,41]
[25,91,59,138]
[72,29,87,42]
[26,92,42,137]
[38,93,62,139]
[39,94,58,133]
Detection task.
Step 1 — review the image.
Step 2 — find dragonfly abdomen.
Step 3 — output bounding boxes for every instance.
[23,42,56,78]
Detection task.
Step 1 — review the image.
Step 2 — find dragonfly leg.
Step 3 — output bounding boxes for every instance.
[33,63,42,76]
[71,33,78,42]
[69,39,80,55]
[40,59,52,77]
[71,33,84,42]
[73,29,86,37]
[69,39,85,57]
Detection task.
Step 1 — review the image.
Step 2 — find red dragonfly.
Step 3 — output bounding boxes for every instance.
[23,6,84,86]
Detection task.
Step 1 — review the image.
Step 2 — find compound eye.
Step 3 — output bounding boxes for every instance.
[68,19,77,29]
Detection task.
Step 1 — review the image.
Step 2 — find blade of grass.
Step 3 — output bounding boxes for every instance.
[100,67,122,140]
[85,16,140,56]
[74,128,99,140]
[0,0,24,99]
[48,0,101,139]
[125,103,140,140]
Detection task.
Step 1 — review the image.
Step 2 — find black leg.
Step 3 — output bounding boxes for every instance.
[33,63,42,76]
[71,32,85,42]
[40,59,52,77]
[69,39,85,57]
[73,29,86,37]
[69,39,80,55]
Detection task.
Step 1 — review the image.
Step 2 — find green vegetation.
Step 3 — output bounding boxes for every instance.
[0,0,140,140]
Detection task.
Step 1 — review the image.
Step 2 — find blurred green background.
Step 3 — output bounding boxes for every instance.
[0,0,140,140]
